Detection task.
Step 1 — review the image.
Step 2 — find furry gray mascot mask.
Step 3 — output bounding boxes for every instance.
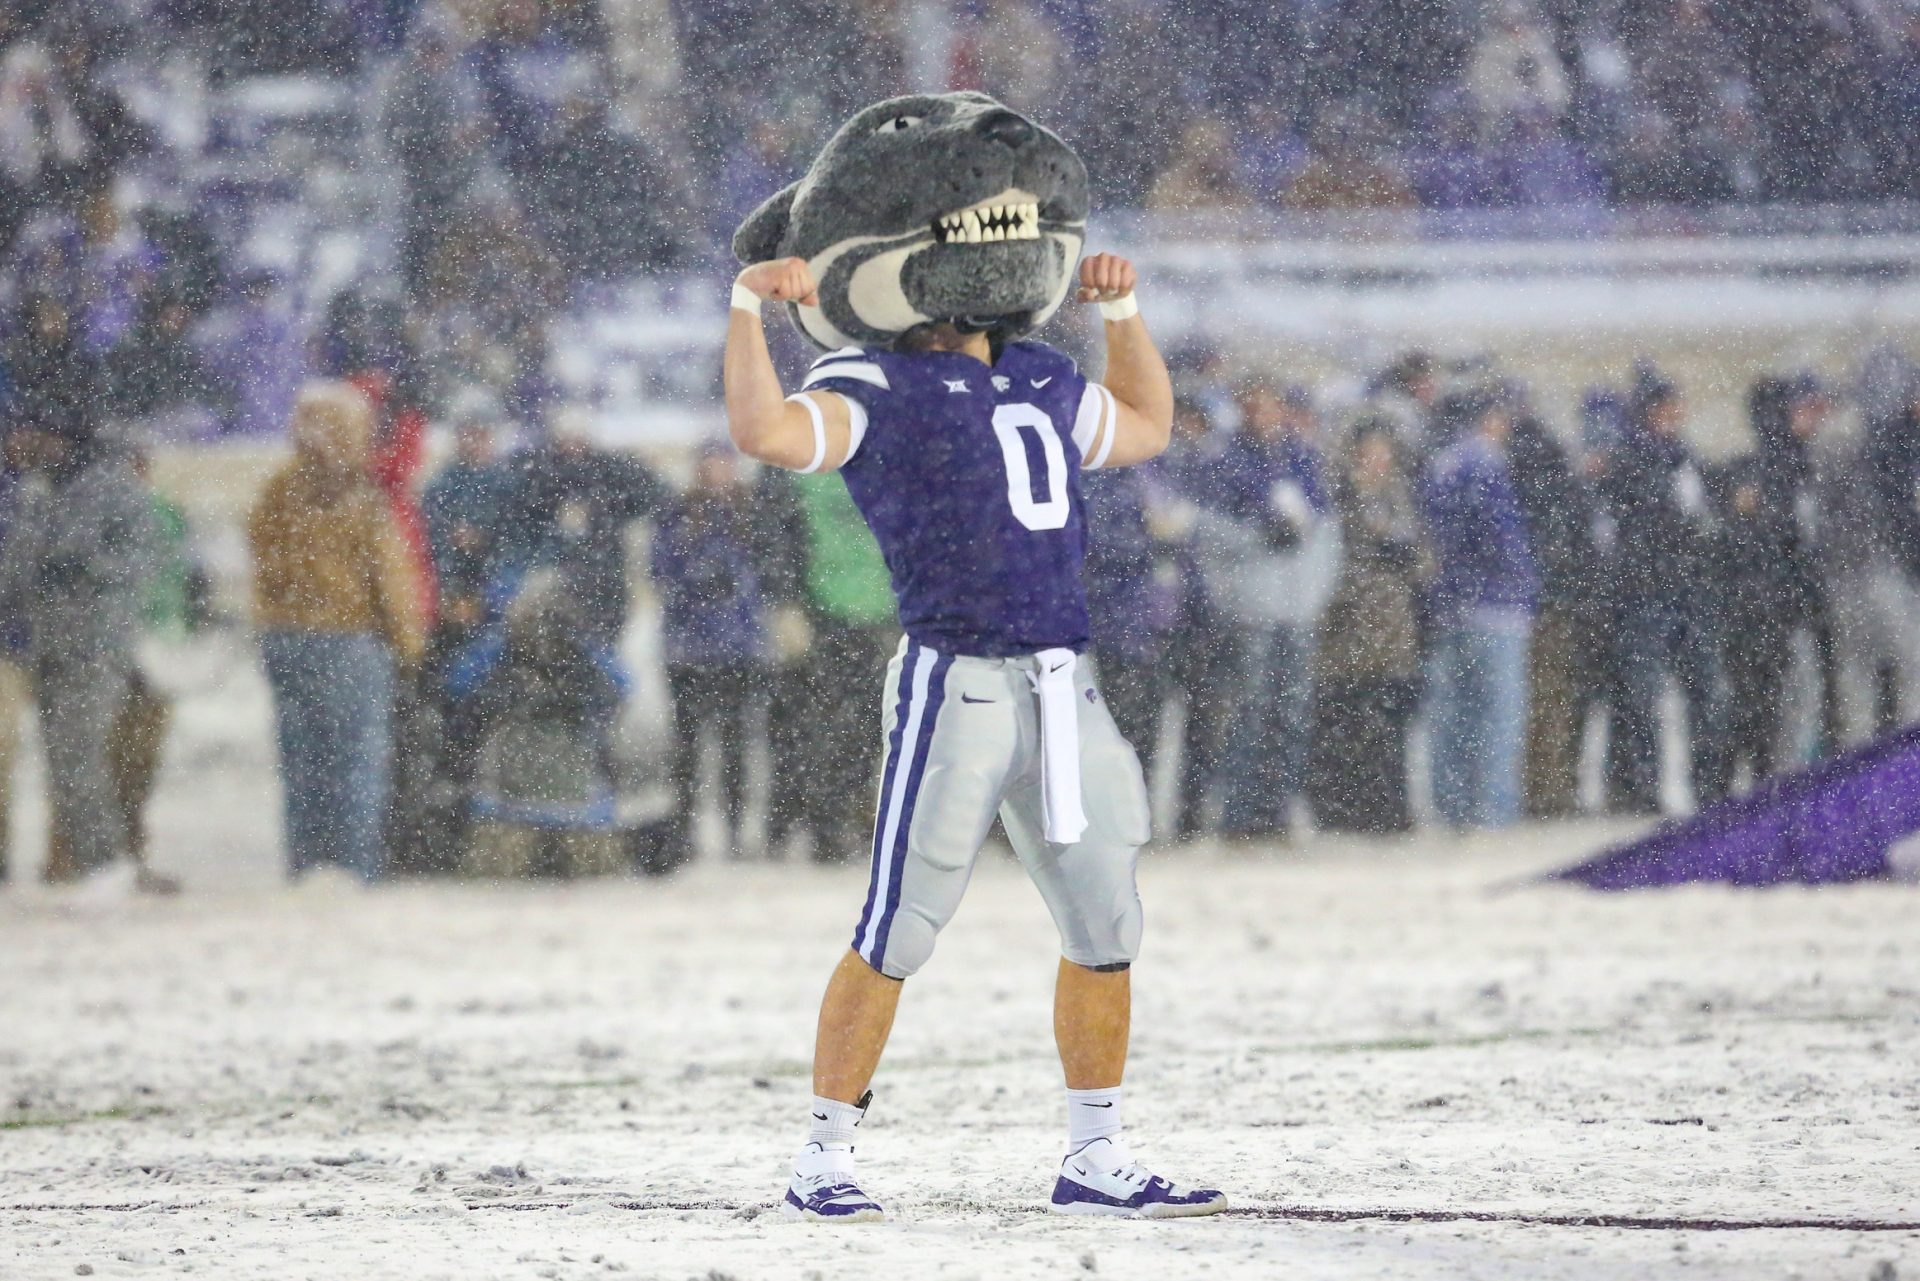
[731,91,1089,351]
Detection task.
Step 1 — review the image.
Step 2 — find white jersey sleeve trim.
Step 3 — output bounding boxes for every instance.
[784,391,869,470]
[842,395,869,462]
[1071,381,1104,458]
[804,359,890,391]
[1086,384,1119,470]
[789,392,829,473]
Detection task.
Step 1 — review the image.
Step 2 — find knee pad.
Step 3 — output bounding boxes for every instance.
[1071,890,1144,969]
[863,904,943,980]
[1053,863,1144,970]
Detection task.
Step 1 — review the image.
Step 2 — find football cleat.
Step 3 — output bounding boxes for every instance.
[1049,1137,1227,1219]
[782,1163,886,1223]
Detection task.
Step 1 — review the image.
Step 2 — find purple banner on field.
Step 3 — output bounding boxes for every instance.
[1556,727,1920,889]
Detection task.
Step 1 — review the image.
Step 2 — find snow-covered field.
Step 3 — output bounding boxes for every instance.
[3,636,1917,1279]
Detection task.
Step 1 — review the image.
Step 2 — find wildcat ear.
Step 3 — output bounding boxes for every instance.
[732,182,799,265]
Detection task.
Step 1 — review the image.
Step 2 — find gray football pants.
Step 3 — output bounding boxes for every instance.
[851,638,1151,980]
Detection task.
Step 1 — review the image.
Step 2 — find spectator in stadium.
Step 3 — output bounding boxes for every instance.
[968,0,1068,116]
[1719,375,1833,786]
[1498,109,1607,211]
[650,442,777,868]
[495,407,665,646]
[1082,464,1172,784]
[4,290,100,441]
[13,166,160,355]
[0,381,158,886]
[195,268,305,437]
[0,37,90,224]
[1147,119,1254,213]
[773,467,897,864]
[1464,0,1571,133]
[1367,350,1444,462]
[1309,418,1432,834]
[0,452,26,885]
[1410,92,1507,211]
[747,466,811,864]
[248,382,427,883]
[518,85,688,279]
[1506,407,1600,819]
[421,193,565,397]
[59,446,203,896]
[1155,396,1233,840]
[379,16,491,291]
[419,395,512,846]
[1598,371,1728,813]
[1310,0,1472,132]
[1834,345,1920,739]
[102,287,229,439]
[1285,101,1417,212]
[1192,382,1341,843]
[423,396,511,640]
[719,119,800,247]
[1629,0,1749,141]
[1422,388,1538,831]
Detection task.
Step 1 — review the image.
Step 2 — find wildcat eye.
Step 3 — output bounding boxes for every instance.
[881,115,923,133]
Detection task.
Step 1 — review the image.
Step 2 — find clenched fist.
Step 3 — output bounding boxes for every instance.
[1076,252,1137,304]
[737,257,819,307]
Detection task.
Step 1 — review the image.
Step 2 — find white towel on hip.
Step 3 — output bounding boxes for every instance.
[1029,647,1088,845]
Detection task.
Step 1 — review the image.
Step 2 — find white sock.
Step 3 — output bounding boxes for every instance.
[806,1095,864,1149]
[1066,1086,1123,1151]
[795,1095,866,1179]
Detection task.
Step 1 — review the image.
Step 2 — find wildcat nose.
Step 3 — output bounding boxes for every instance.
[976,110,1036,149]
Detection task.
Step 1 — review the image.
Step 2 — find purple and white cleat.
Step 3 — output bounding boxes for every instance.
[782,1147,886,1223]
[1049,1137,1227,1219]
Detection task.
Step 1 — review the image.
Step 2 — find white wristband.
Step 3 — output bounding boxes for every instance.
[1097,292,1138,321]
[731,282,764,314]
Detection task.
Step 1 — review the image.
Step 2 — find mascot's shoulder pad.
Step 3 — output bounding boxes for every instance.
[734,92,1089,353]
[801,345,893,393]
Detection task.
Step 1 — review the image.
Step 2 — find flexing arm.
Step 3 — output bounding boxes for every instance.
[724,258,860,472]
[1080,253,1173,468]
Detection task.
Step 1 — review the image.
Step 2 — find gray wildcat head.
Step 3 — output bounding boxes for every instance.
[732,92,1089,350]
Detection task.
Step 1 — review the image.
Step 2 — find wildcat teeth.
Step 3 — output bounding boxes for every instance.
[933,200,1042,244]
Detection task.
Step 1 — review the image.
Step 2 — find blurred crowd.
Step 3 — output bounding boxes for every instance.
[7,0,1920,890]
[9,319,1920,888]
[6,0,1920,461]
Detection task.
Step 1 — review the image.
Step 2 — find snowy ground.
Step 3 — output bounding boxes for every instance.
[3,635,1918,1280]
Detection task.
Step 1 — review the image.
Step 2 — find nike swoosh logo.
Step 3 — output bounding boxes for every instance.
[812,1112,828,1121]
[1048,661,1071,673]
[1030,376,1053,388]
[1071,1164,1090,1178]
[961,694,995,704]
[1084,1101,1114,1108]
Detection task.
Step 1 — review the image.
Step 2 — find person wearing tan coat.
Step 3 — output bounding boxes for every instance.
[249,382,426,882]
[1309,419,1434,833]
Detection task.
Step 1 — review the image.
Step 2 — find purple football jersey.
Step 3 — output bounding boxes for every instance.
[799,340,1121,658]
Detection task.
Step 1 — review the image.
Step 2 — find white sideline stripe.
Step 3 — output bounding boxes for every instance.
[804,361,890,391]
[1089,385,1119,470]
[858,645,938,962]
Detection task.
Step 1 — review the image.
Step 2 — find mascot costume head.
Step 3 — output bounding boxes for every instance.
[731,91,1089,351]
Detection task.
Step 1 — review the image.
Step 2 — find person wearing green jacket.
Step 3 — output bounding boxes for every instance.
[759,468,896,864]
